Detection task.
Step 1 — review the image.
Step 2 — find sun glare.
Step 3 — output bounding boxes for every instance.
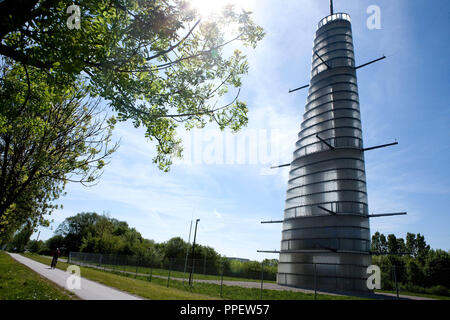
[189,0,253,18]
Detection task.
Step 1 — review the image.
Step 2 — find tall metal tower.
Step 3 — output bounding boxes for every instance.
[259,2,405,292]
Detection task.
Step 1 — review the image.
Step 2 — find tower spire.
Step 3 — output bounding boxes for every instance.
[330,0,334,15]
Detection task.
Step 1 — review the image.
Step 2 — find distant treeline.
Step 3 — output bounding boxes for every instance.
[371,232,450,296]
[4,212,278,280]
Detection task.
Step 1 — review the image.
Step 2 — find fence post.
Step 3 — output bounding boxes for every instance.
[124,255,128,275]
[220,262,224,298]
[203,256,207,275]
[167,260,172,288]
[335,264,338,292]
[135,257,139,278]
[260,261,264,300]
[314,263,317,300]
[190,258,196,286]
[393,265,399,300]
[148,266,153,282]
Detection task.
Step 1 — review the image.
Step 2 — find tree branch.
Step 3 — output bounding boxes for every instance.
[146,19,201,62]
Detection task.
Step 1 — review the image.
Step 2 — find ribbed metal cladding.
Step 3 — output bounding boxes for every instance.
[277,13,371,292]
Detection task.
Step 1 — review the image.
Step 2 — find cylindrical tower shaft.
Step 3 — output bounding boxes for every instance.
[277,13,371,292]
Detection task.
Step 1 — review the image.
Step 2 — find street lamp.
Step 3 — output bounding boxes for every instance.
[188,218,200,286]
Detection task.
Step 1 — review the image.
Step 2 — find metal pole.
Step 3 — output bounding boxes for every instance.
[220,262,224,298]
[135,257,138,278]
[330,0,334,15]
[260,261,264,300]
[393,265,399,300]
[335,264,338,291]
[314,263,317,300]
[124,255,127,275]
[189,219,200,286]
[167,260,172,288]
[203,255,207,275]
[183,219,193,283]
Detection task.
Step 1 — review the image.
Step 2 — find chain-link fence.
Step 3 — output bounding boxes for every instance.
[376,264,450,299]
[68,252,277,299]
[67,252,450,299]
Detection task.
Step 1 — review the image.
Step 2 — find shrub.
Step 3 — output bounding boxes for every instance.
[427,285,449,297]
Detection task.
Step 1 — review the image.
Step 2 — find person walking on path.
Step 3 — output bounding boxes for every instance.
[50,248,61,269]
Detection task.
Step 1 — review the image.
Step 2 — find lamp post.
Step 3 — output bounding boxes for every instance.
[188,218,200,286]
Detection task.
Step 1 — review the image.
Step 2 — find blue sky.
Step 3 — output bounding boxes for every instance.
[33,0,450,260]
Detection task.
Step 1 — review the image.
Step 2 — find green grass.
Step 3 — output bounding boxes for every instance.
[25,253,364,300]
[140,274,365,300]
[22,253,216,300]
[0,251,76,300]
[375,289,450,300]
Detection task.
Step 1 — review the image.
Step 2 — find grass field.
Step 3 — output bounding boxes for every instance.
[0,251,76,300]
[24,253,363,300]
[135,272,364,300]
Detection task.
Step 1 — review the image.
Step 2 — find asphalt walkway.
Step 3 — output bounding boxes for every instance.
[8,253,143,300]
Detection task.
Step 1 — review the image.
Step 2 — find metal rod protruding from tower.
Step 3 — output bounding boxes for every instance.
[330,0,334,15]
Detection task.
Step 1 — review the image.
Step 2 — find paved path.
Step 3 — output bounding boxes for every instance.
[8,253,143,300]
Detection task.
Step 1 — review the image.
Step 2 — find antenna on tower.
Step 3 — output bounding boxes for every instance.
[330,0,334,15]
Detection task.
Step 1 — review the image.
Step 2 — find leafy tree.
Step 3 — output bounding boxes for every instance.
[263,259,278,267]
[241,260,262,279]
[425,250,450,288]
[121,228,144,255]
[219,256,231,274]
[7,223,33,252]
[405,258,425,287]
[80,232,124,254]
[26,239,46,253]
[111,220,130,237]
[45,234,66,252]
[371,231,381,254]
[55,212,102,252]
[0,61,117,237]
[406,232,416,256]
[387,254,407,284]
[379,233,388,254]
[387,234,398,254]
[415,233,431,263]
[372,232,450,294]
[200,246,220,262]
[0,0,265,170]
[397,238,407,254]
[162,236,188,260]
